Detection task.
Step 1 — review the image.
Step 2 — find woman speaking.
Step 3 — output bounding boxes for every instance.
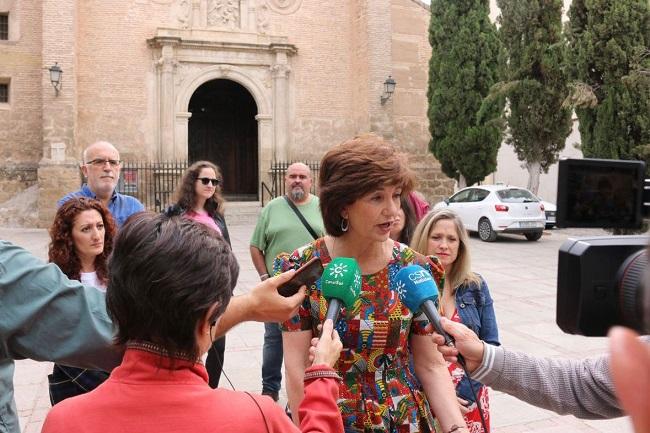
[279,134,467,433]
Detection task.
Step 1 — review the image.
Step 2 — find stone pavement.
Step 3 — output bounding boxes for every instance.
[2,224,634,433]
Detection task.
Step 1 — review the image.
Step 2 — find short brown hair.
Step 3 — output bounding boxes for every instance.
[106,213,238,361]
[319,134,414,236]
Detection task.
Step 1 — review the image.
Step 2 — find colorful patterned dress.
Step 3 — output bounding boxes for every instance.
[447,309,490,433]
[277,238,446,433]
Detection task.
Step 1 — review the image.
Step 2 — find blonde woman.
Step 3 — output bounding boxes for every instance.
[411,209,500,433]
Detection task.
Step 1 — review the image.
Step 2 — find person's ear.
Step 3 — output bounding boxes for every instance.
[201,302,222,334]
[81,163,89,179]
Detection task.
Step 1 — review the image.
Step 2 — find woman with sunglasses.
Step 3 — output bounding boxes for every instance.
[171,160,231,388]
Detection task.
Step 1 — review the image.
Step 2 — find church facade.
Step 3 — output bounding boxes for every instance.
[0,0,452,226]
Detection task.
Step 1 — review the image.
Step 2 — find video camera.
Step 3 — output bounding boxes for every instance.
[556,158,650,336]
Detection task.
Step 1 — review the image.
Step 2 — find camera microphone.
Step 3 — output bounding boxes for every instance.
[321,257,362,328]
[396,265,454,347]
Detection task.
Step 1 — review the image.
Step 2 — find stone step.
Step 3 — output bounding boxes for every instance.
[224,201,262,226]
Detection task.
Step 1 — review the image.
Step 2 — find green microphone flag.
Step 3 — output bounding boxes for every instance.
[321,257,362,325]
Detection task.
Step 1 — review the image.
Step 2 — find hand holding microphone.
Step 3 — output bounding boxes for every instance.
[309,319,343,368]
[432,317,485,373]
[321,257,362,328]
[396,265,467,367]
[396,265,455,344]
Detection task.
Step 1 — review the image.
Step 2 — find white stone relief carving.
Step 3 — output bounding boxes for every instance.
[207,0,240,28]
[265,0,302,15]
[177,0,192,28]
[270,63,291,78]
[256,0,269,34]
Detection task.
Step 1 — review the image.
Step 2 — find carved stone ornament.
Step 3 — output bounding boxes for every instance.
[256,0,270,34]
[265,0,302,14]
[207,0,240,28]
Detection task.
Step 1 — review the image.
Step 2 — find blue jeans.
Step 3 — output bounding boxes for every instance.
[262,322,283,393]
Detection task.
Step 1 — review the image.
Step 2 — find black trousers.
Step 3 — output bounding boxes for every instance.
[205,335,226,388]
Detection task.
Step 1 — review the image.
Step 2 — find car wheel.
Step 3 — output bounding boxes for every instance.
[525,231,543,241]
[478,218,497,242]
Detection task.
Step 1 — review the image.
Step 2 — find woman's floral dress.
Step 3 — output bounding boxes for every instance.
[277,238,447,433]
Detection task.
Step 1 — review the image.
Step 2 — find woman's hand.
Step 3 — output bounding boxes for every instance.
[309,319,342,368]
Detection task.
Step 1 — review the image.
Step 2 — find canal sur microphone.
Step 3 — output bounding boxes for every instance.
[321,257,362,326]
[395,264,455,347]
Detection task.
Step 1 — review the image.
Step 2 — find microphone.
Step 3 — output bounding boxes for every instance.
[396,264,455,348]
[321,257,362,326]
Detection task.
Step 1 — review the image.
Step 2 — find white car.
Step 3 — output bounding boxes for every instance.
[434,185,547,242]
[537,198,556,229]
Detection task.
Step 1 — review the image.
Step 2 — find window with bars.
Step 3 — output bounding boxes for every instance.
[0,83,8,103]
[0,14,8,40]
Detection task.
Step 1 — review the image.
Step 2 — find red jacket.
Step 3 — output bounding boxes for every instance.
[42,347,343,433]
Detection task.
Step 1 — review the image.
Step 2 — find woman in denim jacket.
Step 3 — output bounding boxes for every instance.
[411,208,500,432]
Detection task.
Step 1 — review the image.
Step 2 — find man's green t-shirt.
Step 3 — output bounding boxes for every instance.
[250,195,324,273]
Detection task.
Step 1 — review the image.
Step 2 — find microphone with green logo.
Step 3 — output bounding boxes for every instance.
[321,257,362,326]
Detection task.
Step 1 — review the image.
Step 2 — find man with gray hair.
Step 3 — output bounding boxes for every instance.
[58,141,144,227]
[250,162,324,402]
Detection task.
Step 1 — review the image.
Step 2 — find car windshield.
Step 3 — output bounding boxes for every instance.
[496,188,539,203]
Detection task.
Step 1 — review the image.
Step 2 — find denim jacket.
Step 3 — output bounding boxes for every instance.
[453,274,500,403]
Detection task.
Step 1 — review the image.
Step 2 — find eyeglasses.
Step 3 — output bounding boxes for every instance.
[86,158,121,167]
[197,177,221,186]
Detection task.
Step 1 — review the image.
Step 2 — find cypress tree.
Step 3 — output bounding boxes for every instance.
[495,0,572,194]
[566,0,650,164]
[428,0,504,188]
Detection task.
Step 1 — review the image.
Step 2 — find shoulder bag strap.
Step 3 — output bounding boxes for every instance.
[283,195,319,240]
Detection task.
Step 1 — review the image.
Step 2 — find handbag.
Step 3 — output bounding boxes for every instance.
[283,196,319,240]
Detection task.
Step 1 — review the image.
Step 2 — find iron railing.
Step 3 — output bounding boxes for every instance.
[116,160,188,212]
[114,160,321,210]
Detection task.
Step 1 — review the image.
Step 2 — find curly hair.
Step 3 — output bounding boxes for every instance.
[48,197,117,284]
[174,160,225,217]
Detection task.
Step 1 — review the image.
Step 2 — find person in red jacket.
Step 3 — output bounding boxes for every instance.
[42,212,344,433]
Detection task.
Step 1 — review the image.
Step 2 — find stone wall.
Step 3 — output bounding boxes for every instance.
[391,0,454,204]
[0,0,43,176]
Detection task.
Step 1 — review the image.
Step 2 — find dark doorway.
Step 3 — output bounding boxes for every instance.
[188,79,258,200]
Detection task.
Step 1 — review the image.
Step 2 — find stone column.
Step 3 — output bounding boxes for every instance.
[38,0,82,227]
[155,38,180,160]
[271,58,290,161]
[175,112,192,161]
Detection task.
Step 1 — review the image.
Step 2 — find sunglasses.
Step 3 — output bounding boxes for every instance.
[197,177,221,186]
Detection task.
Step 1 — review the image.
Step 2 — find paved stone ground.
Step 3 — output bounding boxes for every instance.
[2,225,634,433]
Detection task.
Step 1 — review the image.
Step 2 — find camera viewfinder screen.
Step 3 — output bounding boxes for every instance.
[557,159,644,229]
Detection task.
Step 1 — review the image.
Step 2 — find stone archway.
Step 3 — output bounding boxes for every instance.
[188,79,258,200]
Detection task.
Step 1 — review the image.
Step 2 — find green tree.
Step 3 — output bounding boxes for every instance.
[566,0,650,165]
[428,0,504,188]
[492,0,573,194]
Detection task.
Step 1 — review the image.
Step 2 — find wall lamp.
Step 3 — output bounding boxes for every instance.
[48,63,63,96]
[380,75,396,105]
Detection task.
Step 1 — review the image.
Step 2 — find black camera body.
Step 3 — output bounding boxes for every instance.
[556,158,650,336]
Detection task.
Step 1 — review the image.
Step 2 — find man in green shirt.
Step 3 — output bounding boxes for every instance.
[250,163,324,402]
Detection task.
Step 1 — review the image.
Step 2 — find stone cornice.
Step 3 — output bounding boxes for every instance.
[147,28,297,55]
